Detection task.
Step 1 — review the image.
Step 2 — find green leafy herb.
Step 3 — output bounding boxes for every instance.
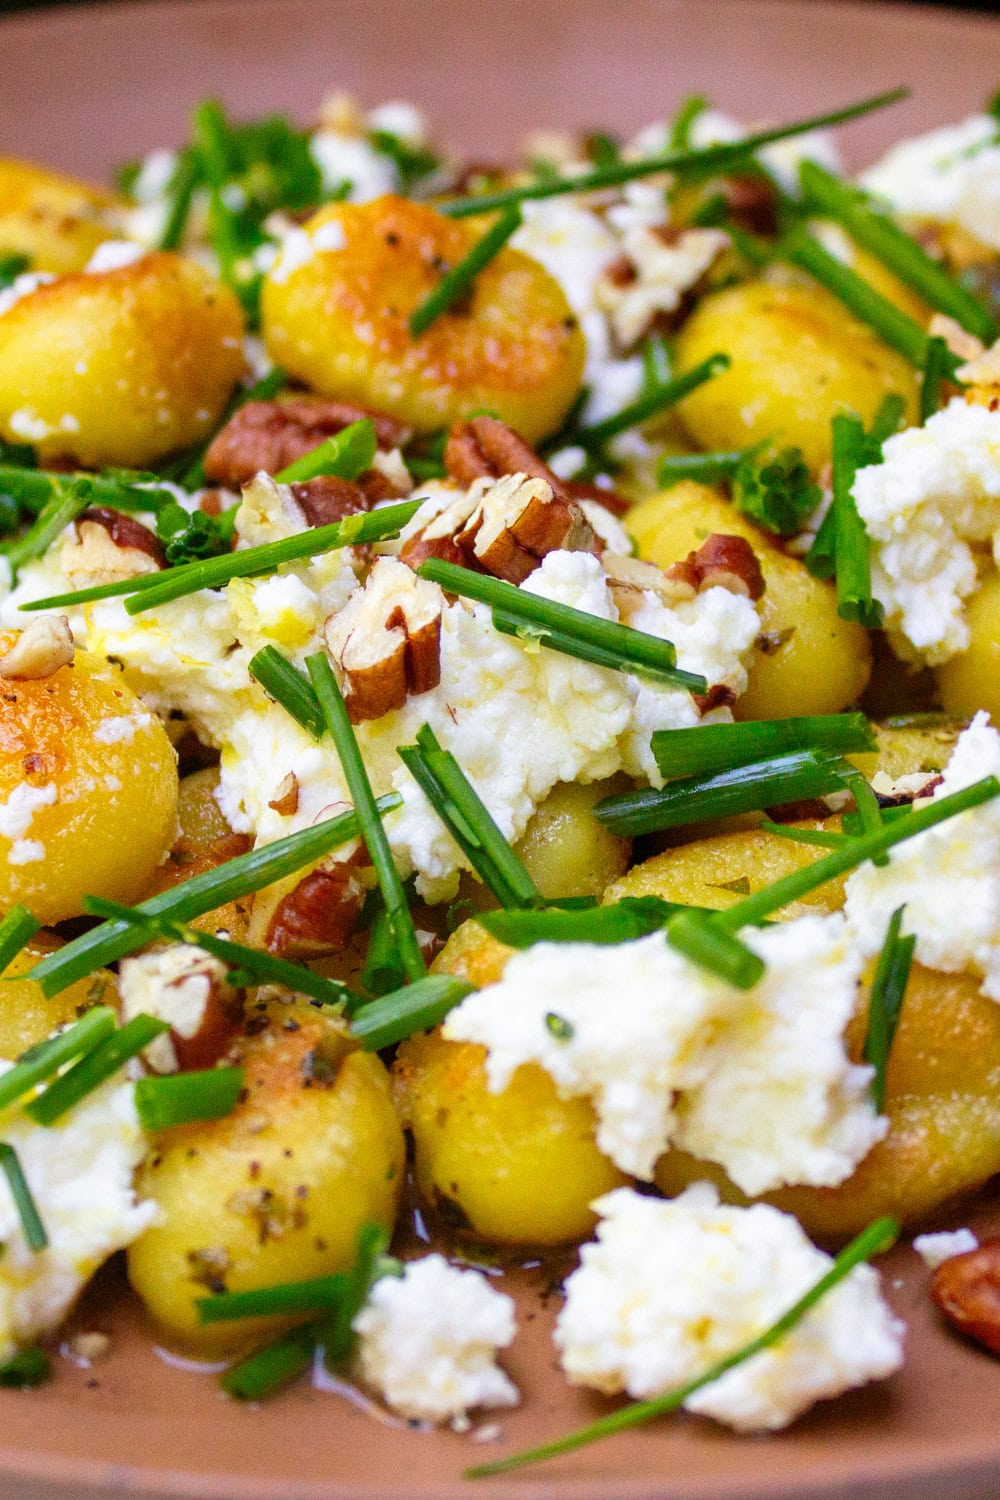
[157,148,201,252]
[0,1347,50,1388]
[1,480,93,580]
[199,1271,345,1325]
[467,1216,899,1477]
[135,1068,245,1131]
[479,897,692,948]
[731,445,821,536]
[0,905,40,979]
[863,906,915,1111]
[369,130,441,194]
[26,1014,169,1127]
[155,501,237,566]
[0,1143,47,1251]
[668,94,709,151]
[220,1322,318,1401]
[362,902,407,997]
[0,254,30,292]
[274,418,377,484]
[650,713,875,780]
[804,394,903,580]
[545,1011,574,1041]
[758,820,850,849]
[409,206,522,337]
[349,974,474,1051]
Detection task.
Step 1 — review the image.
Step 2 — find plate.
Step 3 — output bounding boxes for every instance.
[2,1,1000,1495]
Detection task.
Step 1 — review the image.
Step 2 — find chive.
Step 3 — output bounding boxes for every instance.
[867,392,907,447]
[362,904,406,996]
[712,776,1000,935]
[158,148,201,252]
[274,418,377,484]
[0,1143,47,1251]
[650,713,875,780]
[135,1068,245,1131]
[920,335,952,424]
[82,896,362,1012]
[569,354,730,450]
[199,1272,345,1324]
[466,1215,899,1478]
[306,654,426,984]
[349,974,474,1051]
[221,1322,318,1401]
[398,725,543,910]
[664,908,765,988]
[321,1221,396,1366]
[863,906,915,1112]
[1,481,93,579]
[798,160,997,344]
[479,896,687,948]
[0,905,40,978]
[0,1347,50,1388]
[0,1008,117,1116]
[831,412,883,629]
[841,803,910,837]
[0,253,30,291]
[594,749,850,837]
[409,206,522,337]
[758,820,850,849]
[656,451,742,488]
[781,227,961,376]
[26,799,399,998]
[669,94,709,152]
[248,645,326,739]
[640,331,672,393]
[18,571,172,613]
[439,90,908,218]
[804,394,903,580]
[0,466,177,519]
[26,1013,169,1126]
[417,558,707,692]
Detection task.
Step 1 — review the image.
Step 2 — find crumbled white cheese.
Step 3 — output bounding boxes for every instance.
[365,101,429,146]
[555,1184,904,1432]
[0,781,57,843]
[913,1228,979,1269]
[352,1254,518,1425]
[861,115,1000,249]
[92,710,154,745]
[308,131,398,201]
[852,397,1000,665]
[84,240,146,275]
[0,1069,156,1362]
[845,711,1000,1000]
[118,944,229,1075]
[596,226,729,349]
[444,914,883,1191]
[0,271,56,319]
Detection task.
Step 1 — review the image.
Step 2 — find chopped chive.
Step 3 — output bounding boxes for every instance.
[656,451,742,488]
[82,895,362,1012]
[349,974,474,1051]
[16,570,171,612]
[274,418,377,484]
[798,160,997,344]
[831,412,883,629]
[805,393,903,580]
[668,94,709,151]
[439,90,908,218]
[841,803,910,837]
[0,1008,117,1116]
[545,1012,574,1040]
[135,1068,245,1131]
[664,908,764,988]
[650,714,875,780]
[466,1215,899,1478]
[0,1143,47,1251]
[712,776,1000,935]
[479,896,686,948]
[409,206,522,338]
[221,1321,318,1401]
[157,147,201,252]
[867,392,908,446]
[0,465,177,520]
[26,1013,169,1126]
[362,903,407,996]
[306,654,426,984]
[249,645,326,739]
[0,1347,50,1388]
[863,906,915,1112]
[321,1222,397,1367]
[0,905,40,978]
[417,557,707,692]
[920,335,952,424]
[781,227,961,376]
[758,820,850,849]
[1,481,94,580]
[27,799,399,998]
[594,749,849,837]
[199,1271,345,1324]
[640,331,673,393]
[399,725,543,910]
[568,354,730,450]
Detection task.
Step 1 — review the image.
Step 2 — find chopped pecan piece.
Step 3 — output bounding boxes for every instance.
[324,555,443,722]
[289,474,371,527]
[931,1238,1000,1353]
[722,174,779,236]
[457,473,598,584]
[117,945,242,1075]
[693,683,737,715]
[267,772,300,817]
[930,313,984,365]
[203,396,412,487]
[604,552,699,618]
[690,533,766,600]
[61,506,164,585]
[0,615,74,680]
[444,414,569,495]
[263,853,368,958]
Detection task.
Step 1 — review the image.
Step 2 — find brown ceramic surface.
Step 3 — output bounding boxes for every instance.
[2,0,1000,1495]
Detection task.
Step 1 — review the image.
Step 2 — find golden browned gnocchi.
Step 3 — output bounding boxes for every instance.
[0,251,244,466]
[0,157,120,275]
[260,196,585,442]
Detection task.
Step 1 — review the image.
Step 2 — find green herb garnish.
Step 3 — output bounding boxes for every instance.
[155,501,237,566]
[863,906,915,1112]
[568,354,729,450]
[274,417,377,484]
[0,1347,50,1388]
[0,1143,47,1251]
[349,974,474,1051]
[650,714,875,780]
[0,906,40,979]
[479,897,688,948]
[656,450,743,488]
[920,334,952,424]
[830,412,883,628]
[0,254,30,292]
[409,206,522,337]
[0,1008,117,1116]
[732,444,820,536]
[249,645,327,739]
[26,1014,169,1126]
[135,1068,245,1131]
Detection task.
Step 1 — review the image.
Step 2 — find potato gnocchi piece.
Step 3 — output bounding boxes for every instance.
[0,251,244,466]
[127,1001,405,1353]
[0,157,121,274]
[260,195,585,442]
[937,569,1000,724]
[0,942,116,1059]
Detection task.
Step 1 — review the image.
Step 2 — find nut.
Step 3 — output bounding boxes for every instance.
[930,314,985,365]
[324,555,443,722]
[673,533,765,602]
[456,472,599,584]
[203,396,411,487]
[444,414,569,495]
[931,1237,1000,1353]
[263,854,369,958]
[0,615,74,680]
[61,507,164,585]
[604,552,699,619]
[118,944,242,1075]
[267,772,300,817]
[289,474,371,527]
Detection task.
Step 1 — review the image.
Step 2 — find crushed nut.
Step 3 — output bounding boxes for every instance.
[324,555,443,722]
[603,552,699,620]
[61,507,164,585]
[0,614,74,680]
[444,414,569,495]
[289,474,372,527]
[203,396,411,487]
[267,771,300,817]
[931,1237,1000,1353]
[595,226,730,349]
[457,473,598,584]
[262,852,369,958]
[929,314,985,364]
[669,533,765,602]
[118,944,242,1074]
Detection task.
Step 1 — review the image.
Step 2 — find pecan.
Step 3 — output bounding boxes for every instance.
[456,473,598,584]
[324,555,442,722]
[444,414,569,496]
[687,534,765,601]
[929,313,984,365]
[0,615,74,680]
[289,474,371,527]
[931,1238,1000,1353]
[563,477,630,518]
[722,174,779,236]
[267,772,300,817]
[117,945,242,1075]
[604,552,700,619]
[263,856,368,958]
[61,507,163,585]
[202,396,412,487]
[693,684,737,715]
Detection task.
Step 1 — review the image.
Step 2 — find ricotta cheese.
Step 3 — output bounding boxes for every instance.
[860,115,1000,250]
[443,914,883,1192]
[913,1228,979,1269]
[844,712,1000,1000]
[555,1184,904,1432]
[351,1254,518,1425]
[851,397,1000,665]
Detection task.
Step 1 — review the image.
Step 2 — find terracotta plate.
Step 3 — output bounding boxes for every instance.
[2,0,1000,1495]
